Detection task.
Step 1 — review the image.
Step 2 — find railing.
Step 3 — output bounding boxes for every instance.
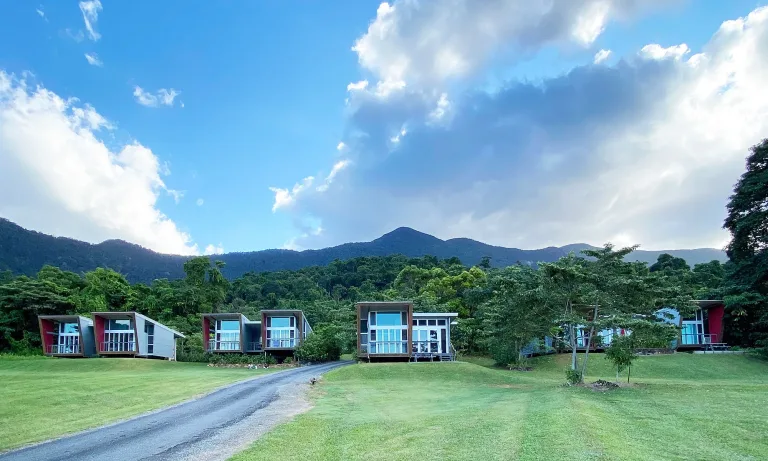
[47,344,81,354]
[411,340,440,354]
[681,333,718,345]
[207,341,241,351]
[369,341,407,354]
[266,339,297,348]
[245,342,263,352]
[101,341,136,352]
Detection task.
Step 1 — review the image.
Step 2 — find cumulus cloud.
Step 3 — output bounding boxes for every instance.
[84,53,103,67]
[0,71,199,255]
[353,0,667,89]
[594,48,612,64]
[79,0,102,41]
[196,198,204,206]
[133,86,181,108]
[275,6,768,252]
[204,243,225,255]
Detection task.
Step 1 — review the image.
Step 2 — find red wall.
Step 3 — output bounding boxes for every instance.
[94,315,105,352]
[202,317,210,350]
[39,319,55,354]
[708,304,725,342]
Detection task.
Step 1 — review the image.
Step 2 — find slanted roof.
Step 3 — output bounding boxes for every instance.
[38,315,93,325]
[93,312,185,338]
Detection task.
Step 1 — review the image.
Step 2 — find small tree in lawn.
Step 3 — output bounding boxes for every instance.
[604,335,637,383]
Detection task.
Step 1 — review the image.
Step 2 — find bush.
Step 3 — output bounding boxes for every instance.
[295,325,343,363]
[565,368,582,385]
[176,350,211,363]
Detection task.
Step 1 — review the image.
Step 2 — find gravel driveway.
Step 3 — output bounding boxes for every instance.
[0,361,350,461]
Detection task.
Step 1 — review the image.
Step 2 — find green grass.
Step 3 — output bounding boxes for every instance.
[232,353,768,461]
[0,356,275,451]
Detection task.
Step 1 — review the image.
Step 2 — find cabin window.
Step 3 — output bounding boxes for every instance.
[428,319,437,326]
[375,312,402,326]
[360,319,368,333]
[438,319,446,326]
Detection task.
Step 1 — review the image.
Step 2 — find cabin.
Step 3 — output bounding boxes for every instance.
[202,310,312,359]
[92,312,185,359]
[356,301,457,362]
[38,315,97,357]
[572,300,727,351]
[202,313,262,353]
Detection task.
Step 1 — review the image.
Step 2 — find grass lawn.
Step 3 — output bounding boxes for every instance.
[0,355,275,451]
[232,353,768,461]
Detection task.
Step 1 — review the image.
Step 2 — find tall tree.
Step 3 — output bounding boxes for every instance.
[723,139,768,348]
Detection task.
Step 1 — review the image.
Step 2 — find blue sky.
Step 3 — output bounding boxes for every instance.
[0,0,767,255]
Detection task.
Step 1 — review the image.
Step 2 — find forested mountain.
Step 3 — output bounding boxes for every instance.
[0,218,727,283]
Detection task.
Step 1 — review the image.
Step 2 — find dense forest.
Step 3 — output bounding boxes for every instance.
[0,218,726,283]
[1,141,766,369]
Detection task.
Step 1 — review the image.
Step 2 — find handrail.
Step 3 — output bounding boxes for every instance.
[266,338,297,348]
[47,344,81,354]
[207,341,241,351]
[680,333,718,344]
[100,341,136,352]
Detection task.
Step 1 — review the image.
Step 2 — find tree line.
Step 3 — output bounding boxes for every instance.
[1,140,766,374]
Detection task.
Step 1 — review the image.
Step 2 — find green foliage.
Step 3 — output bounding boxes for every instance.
[295,325,344,362]
[604,335,637,382]
[564,368,582,385]
[723,139,768,351]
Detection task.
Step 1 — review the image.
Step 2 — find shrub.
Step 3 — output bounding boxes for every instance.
[295,325,343,362]
[565,368,582,385]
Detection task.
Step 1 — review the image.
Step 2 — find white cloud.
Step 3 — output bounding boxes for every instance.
[336,141,346,151]
[36,7,46,20]
[347,80,369,92]
[167,189,184,204]
[428,93,451,123]
[204,243,224,255]
[593,48,612,64]
[84,53,103,67]
[0,71,199,255]
[639,43,690,60]
[79,0,102,41]
[196,198,204,206]
[274,6,768,252]
[316,160,350,192]
[353,0,667,88]
[269,176,314,212]
[133,86,181,108]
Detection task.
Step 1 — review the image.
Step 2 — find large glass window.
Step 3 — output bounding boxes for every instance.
[214,319,240,350]
[59,322,79,334]
[104,318,135,352]
[368,311,407,353]
[107,319,132,330]
[375,312,402,326]
[269,317,292,328]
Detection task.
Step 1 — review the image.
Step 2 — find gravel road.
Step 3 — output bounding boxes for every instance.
[0,361,350,461]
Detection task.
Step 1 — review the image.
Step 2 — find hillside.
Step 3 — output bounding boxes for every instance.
[0,219,727,283]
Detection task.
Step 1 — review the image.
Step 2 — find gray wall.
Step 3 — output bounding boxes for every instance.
[78,317,97,357]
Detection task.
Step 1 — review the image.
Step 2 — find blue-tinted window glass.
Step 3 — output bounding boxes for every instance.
[218,320,240,330]
[270,317,291,328]
[61,323,79,334]
[376,312,402,326]
[107,319,132,330]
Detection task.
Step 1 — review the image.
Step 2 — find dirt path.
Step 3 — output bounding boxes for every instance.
[0,362,350,461]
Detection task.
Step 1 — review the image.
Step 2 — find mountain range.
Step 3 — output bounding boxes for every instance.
[0,218,727,284]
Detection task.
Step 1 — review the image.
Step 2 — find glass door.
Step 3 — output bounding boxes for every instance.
[57,322,80,353]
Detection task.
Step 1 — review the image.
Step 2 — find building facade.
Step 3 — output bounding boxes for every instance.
[202,310,312,358]
[356,301,457,362]
[92,312,185,359]
[38,315,97,357]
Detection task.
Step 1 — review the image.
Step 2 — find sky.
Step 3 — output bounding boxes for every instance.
[0,0,766,256]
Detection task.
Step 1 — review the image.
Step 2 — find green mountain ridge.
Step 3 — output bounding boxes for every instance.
[0,218,727,283]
